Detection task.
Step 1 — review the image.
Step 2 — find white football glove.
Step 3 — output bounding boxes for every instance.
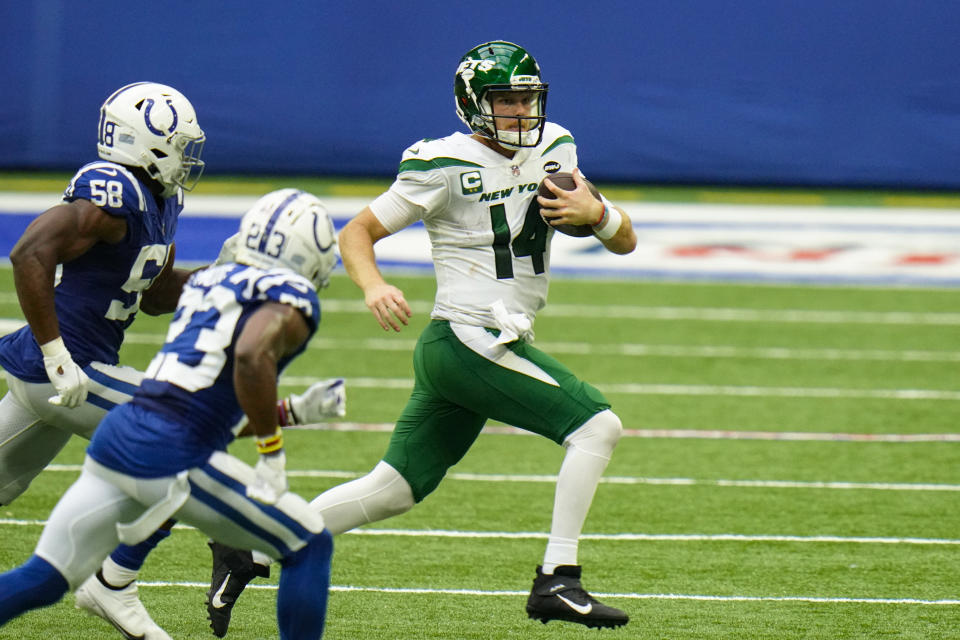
[288,378,346,424]
[214,232,241,266]
[246,451,288,505]
[40,337,90,408]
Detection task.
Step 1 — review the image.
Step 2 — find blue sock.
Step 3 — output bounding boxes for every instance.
[110,524,172,571]
[0,555,69,625]
[276,529,333,640]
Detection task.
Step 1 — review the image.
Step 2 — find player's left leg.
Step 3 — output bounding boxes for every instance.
[544,410,622,573]
[74,524,175,640]
[437,322,629,628]
[527,410,628,628]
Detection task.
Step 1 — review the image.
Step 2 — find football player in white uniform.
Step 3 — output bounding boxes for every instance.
[0,189,340,640]
[0,84,345,639]
[208,41,637,633]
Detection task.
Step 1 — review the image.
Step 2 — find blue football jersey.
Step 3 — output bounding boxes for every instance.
[0,161,182,382]
[87,263,320,477]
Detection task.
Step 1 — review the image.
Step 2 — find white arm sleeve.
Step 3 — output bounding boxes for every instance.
[369,169,448,233]
[369,188,425,234]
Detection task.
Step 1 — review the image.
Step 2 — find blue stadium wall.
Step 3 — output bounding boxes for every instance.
[2,1,958,188]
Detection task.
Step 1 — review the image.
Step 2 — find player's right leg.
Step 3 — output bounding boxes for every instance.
[0,363,142,504]
[178,451,332,640]
[3,365,176,638]
[204,457,416,636]
[0,389,71,505]
[0,459,145,630]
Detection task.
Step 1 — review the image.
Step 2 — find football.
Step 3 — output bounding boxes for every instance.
[537,172,599,237]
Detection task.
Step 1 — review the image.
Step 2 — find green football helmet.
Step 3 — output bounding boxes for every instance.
[454,41,548,149]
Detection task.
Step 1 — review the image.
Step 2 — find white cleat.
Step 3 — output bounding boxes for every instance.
[75,573,173,640]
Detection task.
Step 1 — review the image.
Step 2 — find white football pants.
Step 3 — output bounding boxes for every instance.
[0,363,143,504]
[36,452,325,589]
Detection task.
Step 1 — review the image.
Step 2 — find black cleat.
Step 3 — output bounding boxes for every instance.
[526,565,629,629]
[206,541,270,637]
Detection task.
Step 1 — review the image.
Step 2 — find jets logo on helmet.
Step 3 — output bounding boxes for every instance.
[454,41,548,149]
[456,58,497,77]
[234,189,338,290]
[97,82,205,197]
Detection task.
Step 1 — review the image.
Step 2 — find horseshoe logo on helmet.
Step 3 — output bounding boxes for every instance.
[143,98,179,136]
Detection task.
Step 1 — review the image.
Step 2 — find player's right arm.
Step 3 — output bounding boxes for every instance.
[11,199,127,344]
[339,206,412,332]
[10,199,127,407]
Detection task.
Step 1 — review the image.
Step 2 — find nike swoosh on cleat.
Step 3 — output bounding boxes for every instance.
[106,618,145,640]
[549,584,566,592]
[76,592,146,640]
[210,578,230,608]
[557,594,593,615]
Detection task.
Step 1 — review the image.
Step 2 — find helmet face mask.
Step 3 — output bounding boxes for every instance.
[234,189,338,290]
[97,82,206,196]
[455,41,548,149]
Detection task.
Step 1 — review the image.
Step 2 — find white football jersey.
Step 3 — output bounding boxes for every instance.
[371,122,578,328]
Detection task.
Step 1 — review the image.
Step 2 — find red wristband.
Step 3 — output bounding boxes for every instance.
[592,204,608,227]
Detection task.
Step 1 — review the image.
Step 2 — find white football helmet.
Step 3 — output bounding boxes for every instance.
[234,189,338,290]
[97,82,205,196]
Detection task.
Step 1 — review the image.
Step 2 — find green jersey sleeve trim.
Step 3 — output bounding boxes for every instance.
[541,134,575,156]
[398,157,484,173]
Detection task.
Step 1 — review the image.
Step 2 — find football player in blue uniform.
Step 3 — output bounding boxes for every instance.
[0,83,345,639]
[0,189,339,640]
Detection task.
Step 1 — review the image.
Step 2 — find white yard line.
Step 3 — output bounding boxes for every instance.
[347,529,960,546]
[303,336,960,363]
[0,518,956,546]
[316,298,960,326]
[73,331,960,363]
[5,295,960,325]
[295,421,960,442]
[281,375,960,401]
[83,580,960,606]
[40,464,960,491]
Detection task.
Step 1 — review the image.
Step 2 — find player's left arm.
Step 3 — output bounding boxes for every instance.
[139,243,201,315]
[593,202,636,255]
[234,302,311,440]
[539,168,637,255]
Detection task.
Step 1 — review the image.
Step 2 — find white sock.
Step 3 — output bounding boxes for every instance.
[542,411,621,571]
[252,550,272,567]
[100,555,139,588]
[542,536,579,575]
